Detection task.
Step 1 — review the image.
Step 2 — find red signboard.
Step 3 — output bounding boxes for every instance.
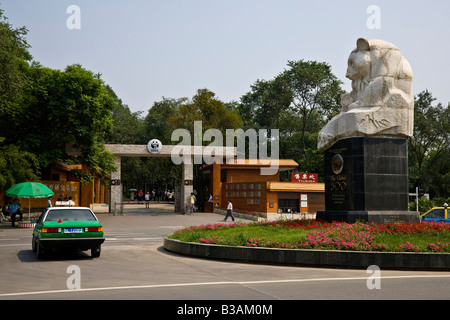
[291,173,318,183]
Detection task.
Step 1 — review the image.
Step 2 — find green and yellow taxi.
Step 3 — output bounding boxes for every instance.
[32,207,105,259]
[420,206,449,223]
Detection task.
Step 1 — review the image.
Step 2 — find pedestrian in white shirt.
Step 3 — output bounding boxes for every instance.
[47,196,52,208]
[224,200,235,222]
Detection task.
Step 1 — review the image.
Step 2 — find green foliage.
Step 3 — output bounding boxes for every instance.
[0,9,32,122]
[169,221,313,246]
[409,197,450,214]
[238,59,344,177]
[13,63,116,182]
[0,138,40,190]
[409,90,450,198]
[105,85,146,144]
[144,97,186,144]
[0,9,41,188]
[168,88,243,135]
[282,60,344,117]
[118,89,243,194]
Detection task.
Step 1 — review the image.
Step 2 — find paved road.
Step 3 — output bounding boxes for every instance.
[1,205,449,305]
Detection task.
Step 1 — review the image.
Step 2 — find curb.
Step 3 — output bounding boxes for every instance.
[163,237,450,271]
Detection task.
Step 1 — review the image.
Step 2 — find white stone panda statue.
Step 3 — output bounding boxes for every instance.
[318,38,413,151]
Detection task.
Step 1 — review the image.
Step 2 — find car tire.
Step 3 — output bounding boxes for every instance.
[32,238,37,253]
[91,245,101,258]
[36,242,46,259]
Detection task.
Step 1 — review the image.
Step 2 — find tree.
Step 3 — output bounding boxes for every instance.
[169,88,242,136]
[409,90,450,197]
[281,60,344,155]
[239,76,294,132]
[0,8,41,188]
[167,89,243,205]
[145,97,186,144]
[105,85,146,144]
[238,60,344,175]
[16,63,116,183]
[0,8,32,129]
[0,138,40,190]
[120,90,243,198]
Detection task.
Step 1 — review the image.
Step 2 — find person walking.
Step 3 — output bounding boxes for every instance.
[224,200,235,222]
[189,192,196,214]
[145,192,150,208]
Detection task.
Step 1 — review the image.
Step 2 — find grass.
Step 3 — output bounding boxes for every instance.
[168,220,316,246]
[374,232,450,251]
[167,219,450,253]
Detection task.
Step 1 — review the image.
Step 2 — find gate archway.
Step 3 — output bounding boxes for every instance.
[106,144,235,214]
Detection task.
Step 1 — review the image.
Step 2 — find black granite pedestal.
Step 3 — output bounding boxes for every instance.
[316,137,419,224]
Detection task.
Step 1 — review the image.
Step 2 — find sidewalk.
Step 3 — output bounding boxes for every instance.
[91,202,317,221]
[91,202,175,215]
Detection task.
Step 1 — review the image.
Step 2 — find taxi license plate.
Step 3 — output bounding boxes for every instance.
[64,228,83,233]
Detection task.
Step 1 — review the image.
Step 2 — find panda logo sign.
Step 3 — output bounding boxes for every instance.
[147,139,162,154]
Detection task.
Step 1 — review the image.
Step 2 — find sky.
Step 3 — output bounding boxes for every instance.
[2,0,449,114]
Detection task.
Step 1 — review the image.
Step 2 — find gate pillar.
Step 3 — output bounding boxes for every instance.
[110,155,123,215]
[182,157,193,214]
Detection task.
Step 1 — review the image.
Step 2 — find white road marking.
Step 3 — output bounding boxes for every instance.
[1,275,450,297]
[106,237,161,241]
[0,244,27,247]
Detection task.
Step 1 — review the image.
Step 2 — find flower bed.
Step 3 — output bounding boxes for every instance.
[168,220,450,253]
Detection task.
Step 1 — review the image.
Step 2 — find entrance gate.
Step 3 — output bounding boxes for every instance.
[105,144,235,214]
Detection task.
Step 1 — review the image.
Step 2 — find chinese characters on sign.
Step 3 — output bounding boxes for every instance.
[46,183,77,193]
[291,173,318,183]
[43,181,80,204]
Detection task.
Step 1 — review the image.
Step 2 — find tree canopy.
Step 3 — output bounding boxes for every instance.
[409,90,450,198]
